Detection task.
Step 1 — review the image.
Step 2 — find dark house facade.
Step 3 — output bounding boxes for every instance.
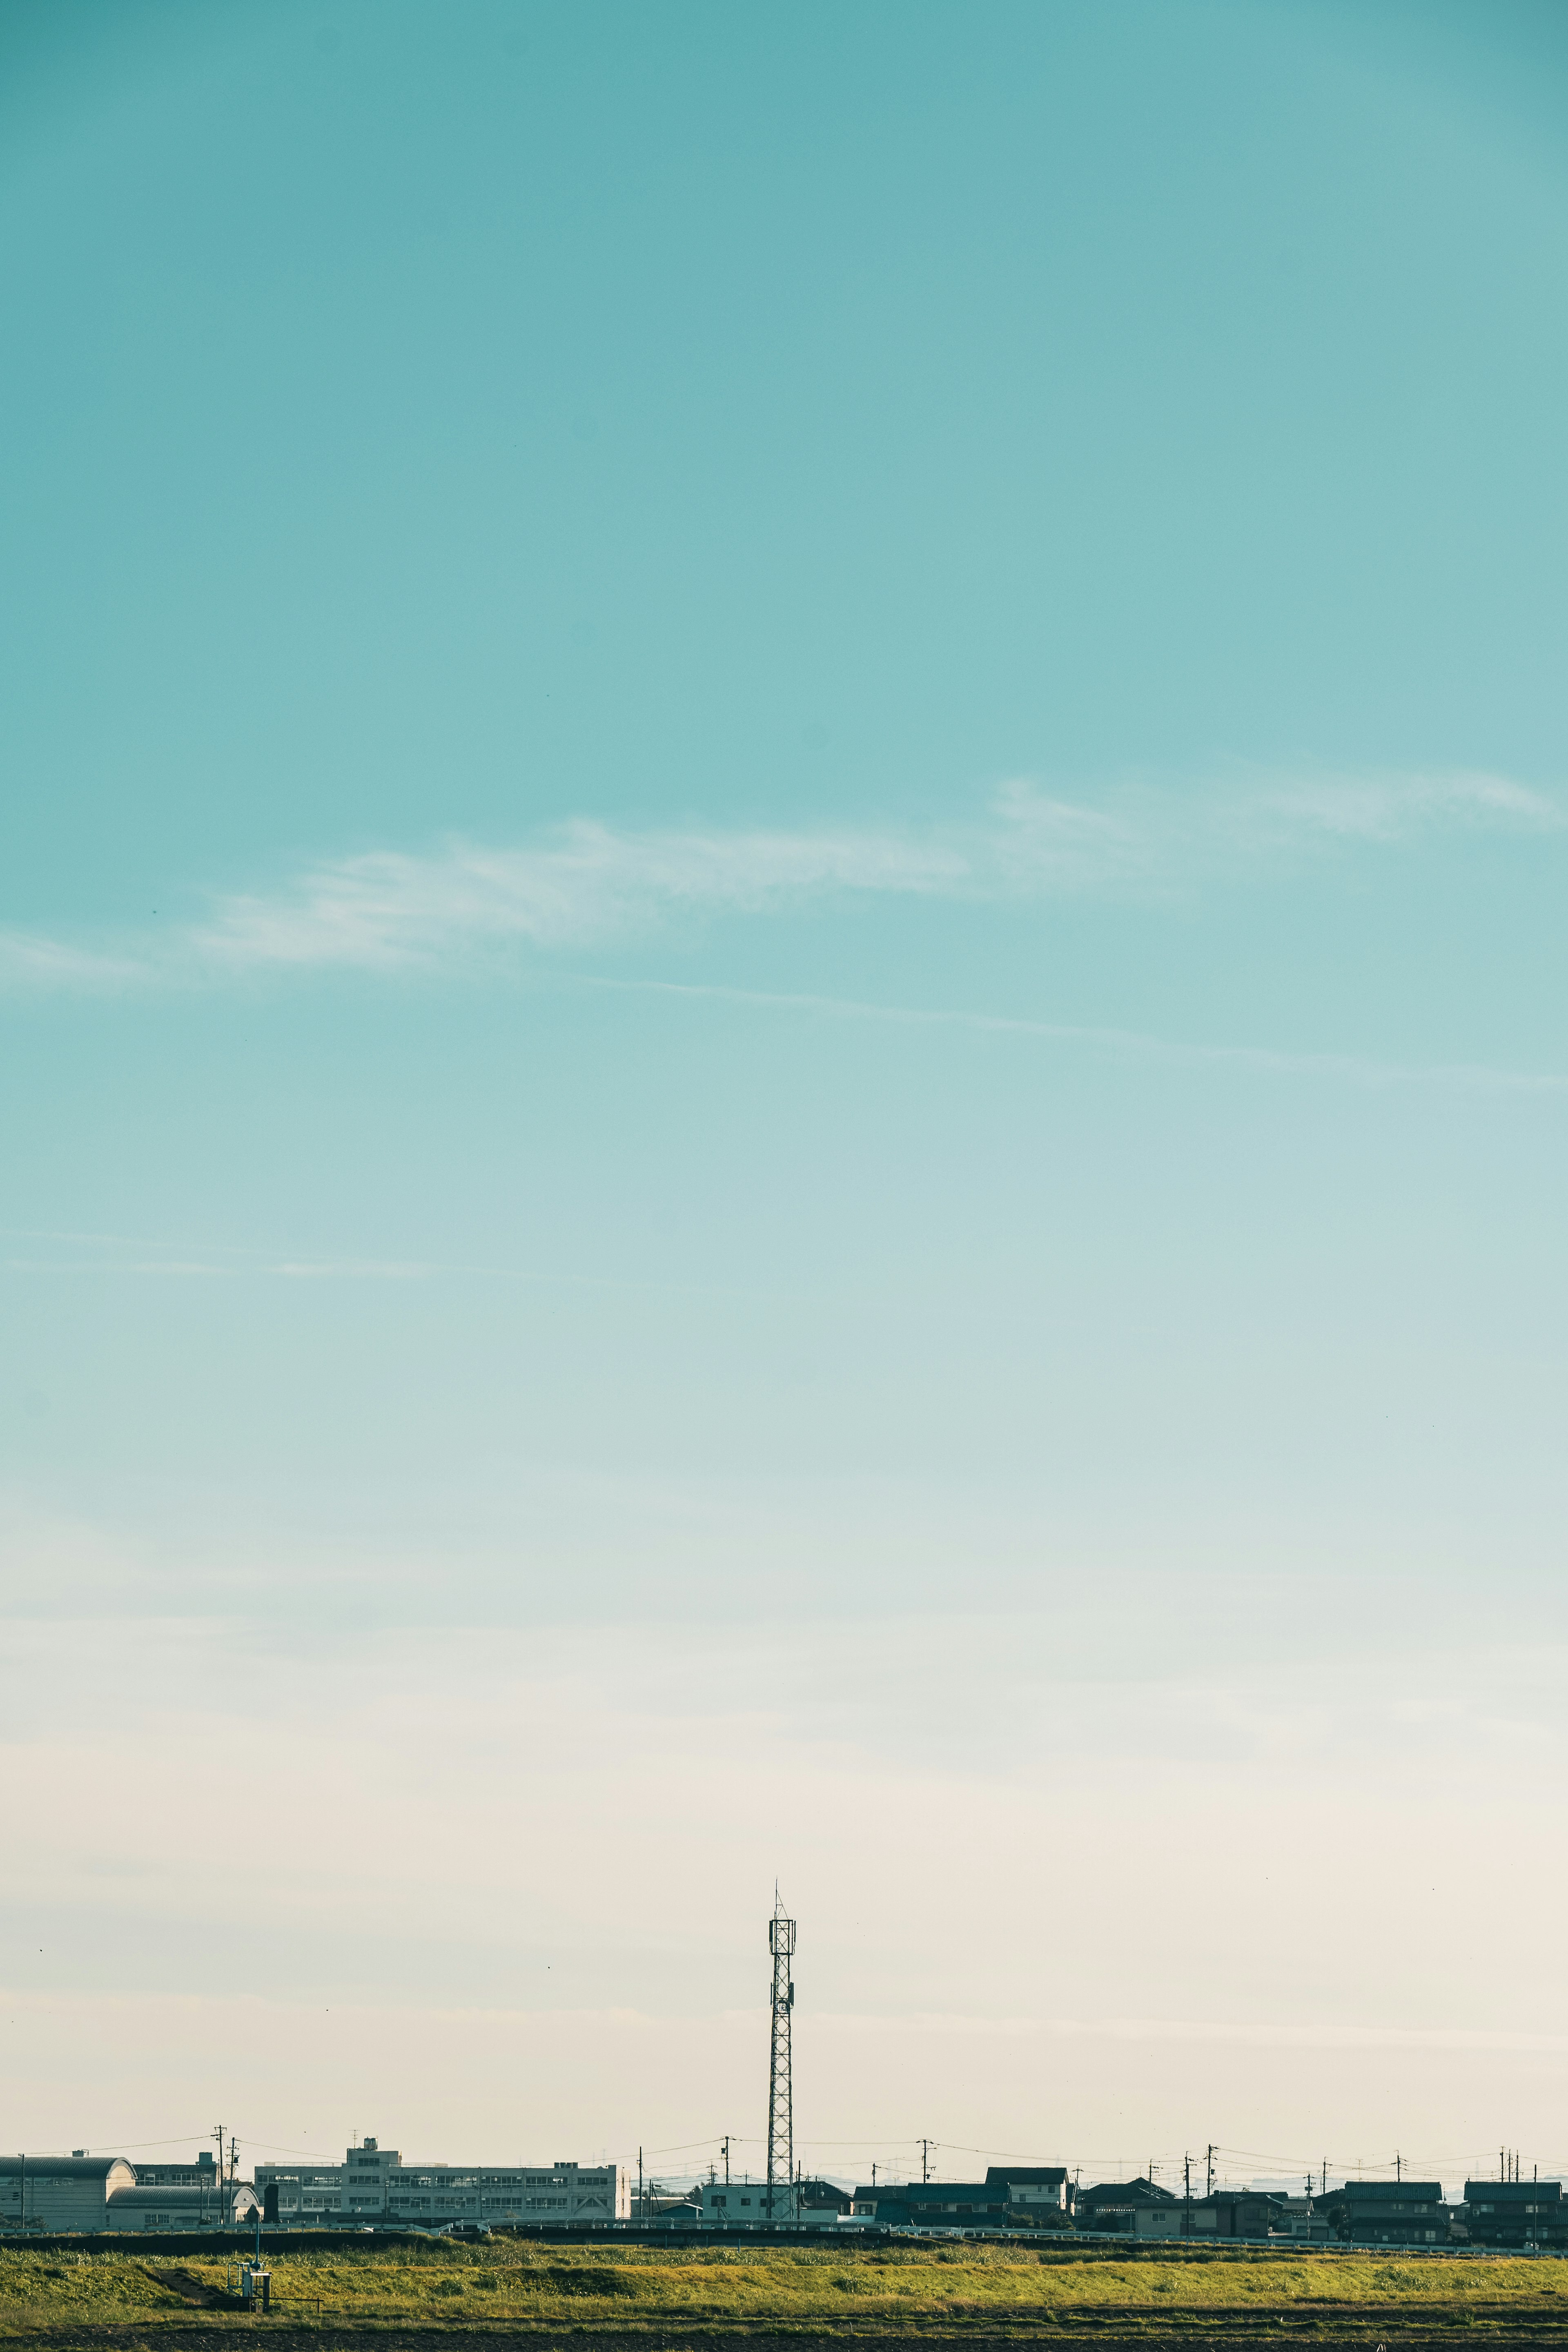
[1075,2179,1182,2237]
[1186,2191,1289,2239]
[1320,2181,1450,2245]
[1463,2181,1568,2249]
[854,2167,1070,2230]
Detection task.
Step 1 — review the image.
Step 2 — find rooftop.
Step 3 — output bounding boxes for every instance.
[1336,2180,1443,2203]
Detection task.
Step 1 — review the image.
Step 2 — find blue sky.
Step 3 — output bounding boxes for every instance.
[4,0,1568,2190]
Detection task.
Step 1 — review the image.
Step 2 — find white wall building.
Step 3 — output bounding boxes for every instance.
[692,2179,853,2228]
[253,2138,628,2227]
[0,2156,135,2233]
[134,2154,219,2190]
[106,2183,260,2231]
[694,2179,780,2225]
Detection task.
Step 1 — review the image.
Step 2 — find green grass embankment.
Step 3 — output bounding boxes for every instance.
[8,2238,1568,2343]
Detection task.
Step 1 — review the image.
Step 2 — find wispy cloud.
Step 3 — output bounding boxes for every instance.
[1,768,1560,990]
[579,976,1568,1095]
[0,1229,757,1293]
[1,1236,437,1282]
[1247,768,1562,844]
[192,819,971,973]
[0,931,145,989]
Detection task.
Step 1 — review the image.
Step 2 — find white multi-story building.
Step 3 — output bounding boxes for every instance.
[132,2154,220,2190]
[253,2138,628,2227]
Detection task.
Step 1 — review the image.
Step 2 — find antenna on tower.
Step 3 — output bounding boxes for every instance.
[766,1884,797,2224]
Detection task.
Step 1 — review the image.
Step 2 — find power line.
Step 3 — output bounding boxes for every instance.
[794,2138,944,2149]
[21,2133,222,2155]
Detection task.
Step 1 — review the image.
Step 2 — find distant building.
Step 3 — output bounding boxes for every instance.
[641,2189,702,2222]
[252,2138,628,2227]
[852,2180,992,2230]
[692,2178,852,2227]
[1463,2180,1568,2249]
[997,2168,1073,2221]
[105,2151,232,2228]
[1265,2194,1334,2243]
[1075,2178,1182,2239]
[133,2154,219,2190]
[107,2183,260,2232]
[251,2161,345,2221]
[797,2179,855,2225]
[688,2181,771,2224]
[853,2167,1072,2232]
[1320,2181,1450,2246]
[1185,2191,1290,2240]
[0,2157,135,2234]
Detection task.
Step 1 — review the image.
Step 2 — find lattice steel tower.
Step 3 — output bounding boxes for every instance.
[766,1886,796,2220]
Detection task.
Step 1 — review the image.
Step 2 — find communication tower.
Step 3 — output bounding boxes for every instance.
[766,1886,796,2221]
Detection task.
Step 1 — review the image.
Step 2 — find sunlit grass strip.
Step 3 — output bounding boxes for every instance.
[8,2241,1568,2332]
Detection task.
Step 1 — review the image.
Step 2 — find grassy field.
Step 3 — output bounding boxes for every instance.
[7,2238,1568,2345]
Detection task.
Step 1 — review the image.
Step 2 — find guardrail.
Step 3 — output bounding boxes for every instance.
[1,2219,1562,2261]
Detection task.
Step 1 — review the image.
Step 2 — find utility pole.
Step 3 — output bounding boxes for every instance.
[766,1886,796,2224]
[637,2148,643,2226]
[1207,2145,1215,2198]
[722,2136,731,2187]
[213,2128,225,2227]
[1183,2154,1192,2238]
[920,2139,933,2185]
[1395,2153,1401,2184]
